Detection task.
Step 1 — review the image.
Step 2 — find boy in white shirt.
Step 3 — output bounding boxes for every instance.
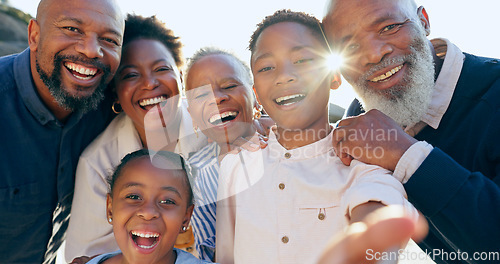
[216,10,416,264]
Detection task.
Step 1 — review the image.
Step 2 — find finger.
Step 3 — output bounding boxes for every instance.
[332,127,347,153]
[411,211,429,242]
[232,137,259,152]
[336,115,358,127]
[259,138,268,149]
[227,146,242,155]
[339,152,353,166]
[317,206,423,264]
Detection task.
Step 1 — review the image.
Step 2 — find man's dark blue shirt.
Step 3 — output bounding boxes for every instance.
[0,49,114,263]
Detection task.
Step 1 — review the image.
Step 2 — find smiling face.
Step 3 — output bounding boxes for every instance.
[107,156,193,264]
[186,54,255,145]
[114,38,182,142]
[29,0,124,114]
[323,0,435,126]
[251,22,332,131]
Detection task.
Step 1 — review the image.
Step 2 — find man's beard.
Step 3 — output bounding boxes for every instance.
[36,51,111,114]
[352,31,435,128]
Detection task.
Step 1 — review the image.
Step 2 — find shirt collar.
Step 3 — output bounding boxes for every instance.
[417,38,464,130]
[14,48,84,126]
[268,126,334,160]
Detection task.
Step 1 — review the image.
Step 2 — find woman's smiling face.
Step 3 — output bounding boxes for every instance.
[114,38,182,138]
[186,54,256,145]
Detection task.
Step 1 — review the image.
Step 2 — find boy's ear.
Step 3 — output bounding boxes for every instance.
[330,72,342,90]
[180,204,195,233]
[106,194,113,225]
[28,19,40,52]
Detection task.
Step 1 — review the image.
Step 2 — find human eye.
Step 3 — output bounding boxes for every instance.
[294,58,314,64]
[222,84,238,90]
[159,199,176,205]
[258,66,273,73]
[101,37,120,46]
[126,194,141,200]
[156,65,173,72]
[122,72,139,80]
[380,20,410,35]
[195,92,208,99]
[62,26,81,34]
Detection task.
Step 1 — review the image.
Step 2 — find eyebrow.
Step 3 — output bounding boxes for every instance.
[118,59,169,72]
[122,182,182,198]
[371,13,398,28]
[161,186,182,198]
[253,52,272,64]
[338,14,399,47]
[253,45,308,63]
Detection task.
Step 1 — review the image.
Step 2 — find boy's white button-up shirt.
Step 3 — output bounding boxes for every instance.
[216,128,416,264]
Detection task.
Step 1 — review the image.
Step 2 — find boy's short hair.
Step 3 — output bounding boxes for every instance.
[123,14,184,68]
[248,9,328,53]
[185,46,253,88]
[108,149,194,206]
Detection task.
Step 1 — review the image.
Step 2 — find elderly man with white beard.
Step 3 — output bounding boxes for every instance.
[323,0,500,263]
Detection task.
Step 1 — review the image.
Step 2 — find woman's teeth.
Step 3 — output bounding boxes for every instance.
[275,93,305,106]
[370,65,403,82]
[139,96,167,107]
[209,111,238,125]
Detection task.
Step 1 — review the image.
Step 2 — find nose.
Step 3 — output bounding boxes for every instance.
[359,37,393,67]
[275,62,296,85]
[136,201,159,220]
[213,88,229,105]
[75,34,104,59]
[142,74,159,90]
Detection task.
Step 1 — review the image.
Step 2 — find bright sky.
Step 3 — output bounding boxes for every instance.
[11,0,500,110]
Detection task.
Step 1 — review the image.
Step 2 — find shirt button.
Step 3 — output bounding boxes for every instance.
[318,213,326,220]
[281,236,289,244]
[278,183,285,190]
[284,152,291,159]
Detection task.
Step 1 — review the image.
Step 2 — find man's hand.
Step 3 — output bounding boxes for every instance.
[317,206,428,264]
[332,109,417,171]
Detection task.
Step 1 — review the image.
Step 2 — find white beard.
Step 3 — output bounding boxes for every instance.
[352,31,435,128]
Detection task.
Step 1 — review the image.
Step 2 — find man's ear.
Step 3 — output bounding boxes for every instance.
[28,19,40,52]
[330,72,342,90]
[417,6,431,36]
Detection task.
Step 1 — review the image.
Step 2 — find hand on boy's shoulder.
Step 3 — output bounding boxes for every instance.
[332,110,418,171]
[218,131,268,163]
[255,115,274,136]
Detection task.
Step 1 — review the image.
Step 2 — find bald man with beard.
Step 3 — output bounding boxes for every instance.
[0,0,124,263]
[323,0,500,263]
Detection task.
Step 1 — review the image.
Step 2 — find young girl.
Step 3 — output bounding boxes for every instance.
[86,149,213,264]
[216,10,417,263]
